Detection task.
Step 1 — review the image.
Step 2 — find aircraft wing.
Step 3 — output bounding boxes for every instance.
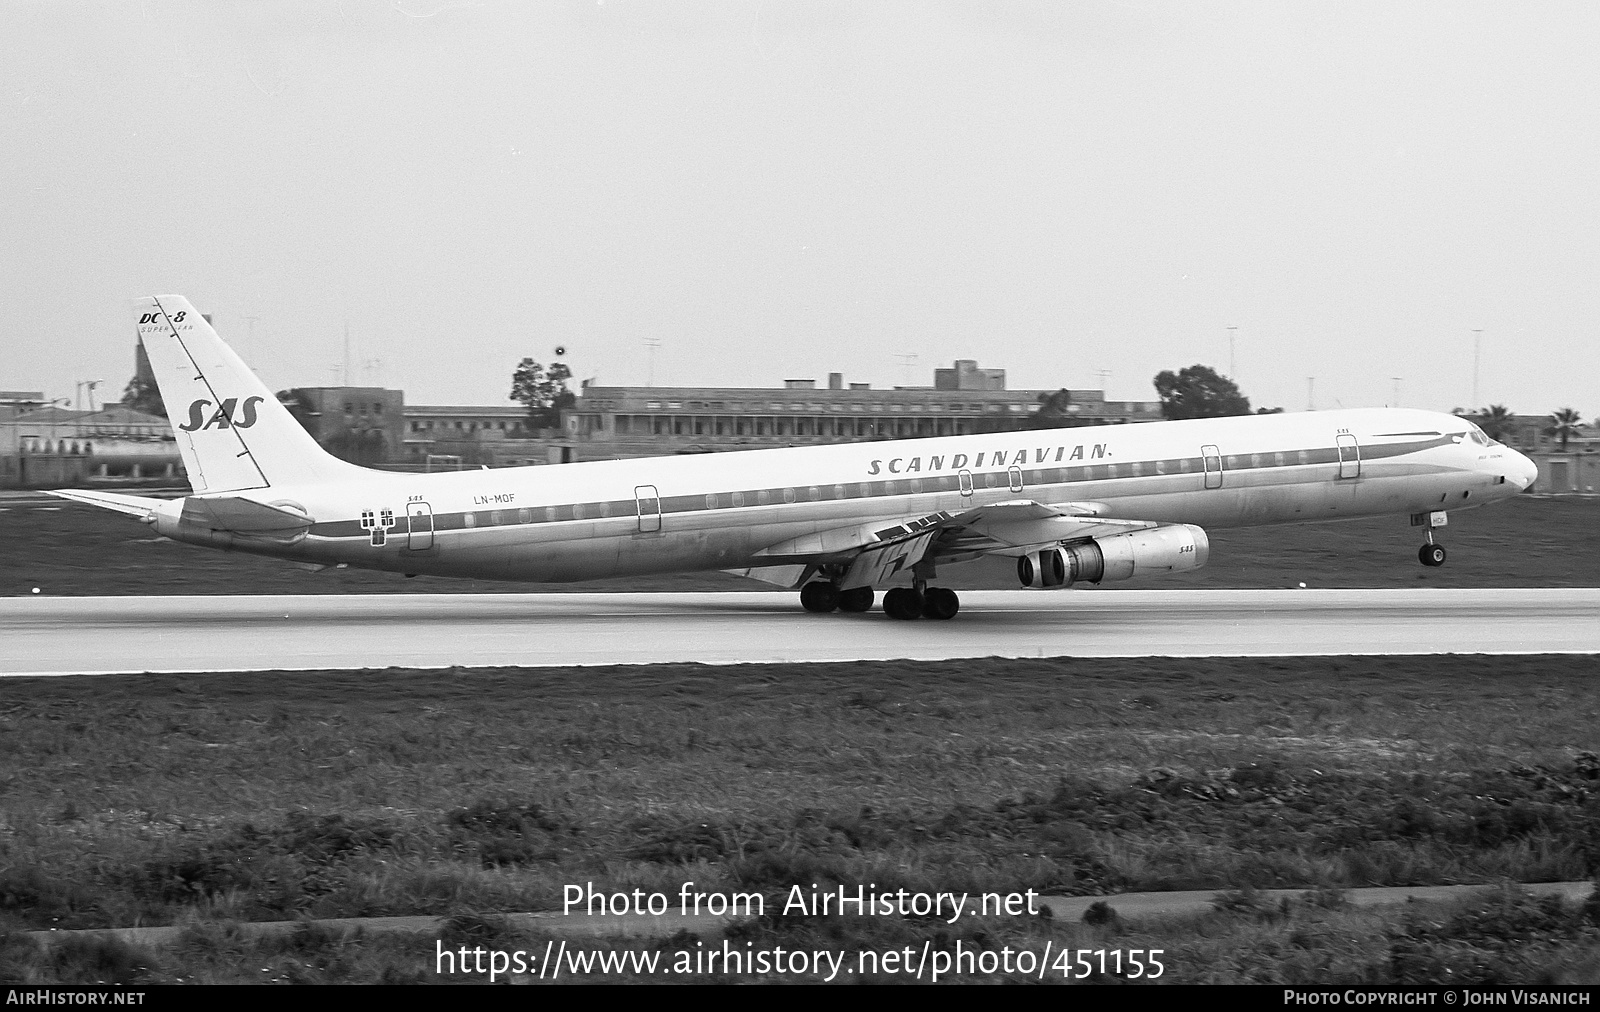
[927,500,1157,558]
[751,499,1160,589]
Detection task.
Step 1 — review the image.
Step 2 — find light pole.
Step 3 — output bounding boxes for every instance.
[894,353,918,387]
[1471,328,1482,409]
[1226,326,1237,379]
[643,337,661,387]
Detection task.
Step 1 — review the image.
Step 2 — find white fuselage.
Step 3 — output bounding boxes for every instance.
[149,407,1536,584]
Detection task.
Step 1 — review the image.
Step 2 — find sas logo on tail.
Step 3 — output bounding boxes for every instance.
[180,396,266,432]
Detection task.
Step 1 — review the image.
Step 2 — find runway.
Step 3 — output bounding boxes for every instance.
[3,588,1599,676]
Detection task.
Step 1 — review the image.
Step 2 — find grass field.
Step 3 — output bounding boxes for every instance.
[2,654,1599,982]
[4,493,1598,981]
[3,494,1598,597]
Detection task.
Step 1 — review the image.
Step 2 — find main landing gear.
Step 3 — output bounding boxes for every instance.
[800,581,875,614]
[1412,510,1448,567]
[797,581,959,619]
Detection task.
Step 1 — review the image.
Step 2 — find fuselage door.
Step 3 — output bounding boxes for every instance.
[406,501,434,550]
[958,469,974,497]
[1008,465,1024,493]
[635,485,662,533]
[1337,434,1361,479]
[1201,444,1223,489]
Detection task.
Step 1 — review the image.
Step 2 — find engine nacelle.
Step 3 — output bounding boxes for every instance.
[1016,524,1209,588]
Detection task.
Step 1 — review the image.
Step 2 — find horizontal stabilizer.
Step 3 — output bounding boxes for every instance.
[48,489,167,518]
[180,496,313,535]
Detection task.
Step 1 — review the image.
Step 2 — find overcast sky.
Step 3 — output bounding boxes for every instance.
[4,1,1596,417]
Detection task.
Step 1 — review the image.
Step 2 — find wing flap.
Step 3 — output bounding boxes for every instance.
[840,532,935,590]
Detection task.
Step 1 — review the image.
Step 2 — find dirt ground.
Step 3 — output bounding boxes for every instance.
[2,494,1595,597]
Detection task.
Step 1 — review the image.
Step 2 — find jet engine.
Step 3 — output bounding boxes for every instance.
[1016,524,1209,588]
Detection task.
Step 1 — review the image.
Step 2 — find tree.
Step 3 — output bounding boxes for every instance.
[1546,407,1583,452]
[1454,404,1514,442]
[1153,365,1252,420]
[120,375,164,419]
[1026,388,1093,430]
[510,359,575,431]
[1478,404,1513,441]
[276,389,317,433]
[323,427,389,466]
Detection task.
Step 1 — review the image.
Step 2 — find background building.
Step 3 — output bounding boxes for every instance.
[562,361,1162,459]
[280,386,407,467]
[0,402,180,488]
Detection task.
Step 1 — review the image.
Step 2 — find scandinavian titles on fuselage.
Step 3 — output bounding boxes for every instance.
[866,442,1110,475]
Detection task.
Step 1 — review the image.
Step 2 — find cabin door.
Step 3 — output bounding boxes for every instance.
[1201,445,1223,489]
[406,501,434,550]
[635,485,662,533]
[1336,434,1361,479]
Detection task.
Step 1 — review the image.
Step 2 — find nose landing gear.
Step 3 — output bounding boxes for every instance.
[1411,510,1449,567]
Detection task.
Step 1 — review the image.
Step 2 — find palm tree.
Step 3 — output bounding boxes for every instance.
[1479,404,1513,442]
[1545,407,1582,452]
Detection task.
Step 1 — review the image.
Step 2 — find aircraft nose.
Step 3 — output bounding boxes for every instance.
[1510,450,1538,491]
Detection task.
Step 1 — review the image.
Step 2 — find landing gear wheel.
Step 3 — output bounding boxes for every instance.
[1418,544,1447,567]
[921,587,960,620]
[882,587,924,620]
[800,581,840,612]
[837,587,875,613]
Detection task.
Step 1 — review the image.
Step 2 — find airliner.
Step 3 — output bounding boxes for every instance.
[53,296,1538,620]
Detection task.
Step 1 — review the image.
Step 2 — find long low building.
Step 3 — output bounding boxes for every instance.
[562,378,1161,459]
[399,360,1162,467]
[0,400,182,488]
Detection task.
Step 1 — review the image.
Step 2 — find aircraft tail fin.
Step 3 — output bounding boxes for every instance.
[134,296,362,492]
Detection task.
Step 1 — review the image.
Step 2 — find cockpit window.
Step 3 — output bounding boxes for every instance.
[1464,424,1494,447]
